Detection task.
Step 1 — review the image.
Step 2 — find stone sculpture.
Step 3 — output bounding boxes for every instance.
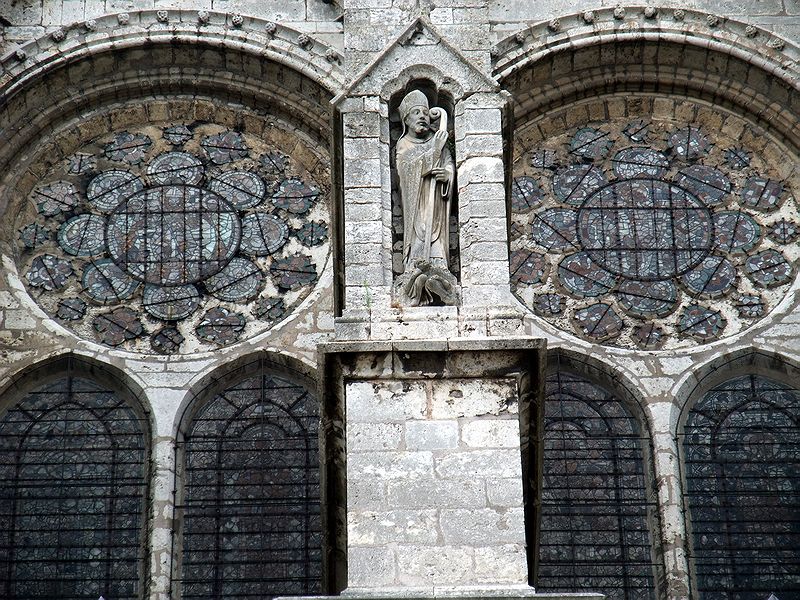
[394,89,459,306]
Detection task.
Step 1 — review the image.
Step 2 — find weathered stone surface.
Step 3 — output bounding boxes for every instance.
[435,449,522,479]
[439,508,526,544]
[395,546,475,586]
[485,477,524,507]
[387,478,486,509]
[349,422,404,451]
[431,378,519,419]
[461,419,520,448]
[346,380,428,422]
[405,420,460,450]
[349,509,439,544]
[473,545,529,582]
[349,451,434,480]
[348,546,396,587]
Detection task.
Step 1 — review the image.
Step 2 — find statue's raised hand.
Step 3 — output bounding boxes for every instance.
[433,129,448,154]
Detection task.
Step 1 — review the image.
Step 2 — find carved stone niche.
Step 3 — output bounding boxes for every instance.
[389,80,461,308]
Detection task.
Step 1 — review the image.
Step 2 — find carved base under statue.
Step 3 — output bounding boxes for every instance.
[393,259,460,307]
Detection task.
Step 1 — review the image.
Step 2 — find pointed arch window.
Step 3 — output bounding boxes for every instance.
[0,373,149,599]
[682,374,800,598]
[536,371,658,600]
[176,368,322,600]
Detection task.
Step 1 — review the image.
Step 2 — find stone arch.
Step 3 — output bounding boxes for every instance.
[171,351,329,600]
[174,350,317,438]
[0,350,152,422]
[538,348,664,598]
[676,349,800,599]
[493,9,799,149]
[676,348,800,420]
[0,352,153,599]
[546,347,649,421]
[0,11,343,222]
[0,10,340,355]
[498,10,800,351]
[379,64,466,105]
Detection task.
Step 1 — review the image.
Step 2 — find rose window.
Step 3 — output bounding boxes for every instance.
[17,117,329,354]
[511,98,799,349]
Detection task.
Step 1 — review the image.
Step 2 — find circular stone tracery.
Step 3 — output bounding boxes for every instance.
[511,96,799,349]
[577,179,713,281]
[15,101,331,354]
[106,186,242,286]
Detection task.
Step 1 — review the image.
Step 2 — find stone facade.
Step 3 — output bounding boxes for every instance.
[1,1,799,600]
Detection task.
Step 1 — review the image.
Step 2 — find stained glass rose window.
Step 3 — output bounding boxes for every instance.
[511,97,799,348]
[16,111,330,354]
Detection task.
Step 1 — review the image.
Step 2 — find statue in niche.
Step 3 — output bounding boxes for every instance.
[394,90,459,307]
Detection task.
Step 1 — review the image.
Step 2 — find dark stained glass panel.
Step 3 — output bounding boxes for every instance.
[177,371,322,600]
[537,371,657,600]
[0,375,148,600]
[682,375,800,600]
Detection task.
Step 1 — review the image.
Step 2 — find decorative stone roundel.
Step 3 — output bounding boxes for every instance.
[511,96,799,349]
[16,104,330,354]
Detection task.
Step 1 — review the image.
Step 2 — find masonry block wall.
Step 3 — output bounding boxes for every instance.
[1,2,799,600]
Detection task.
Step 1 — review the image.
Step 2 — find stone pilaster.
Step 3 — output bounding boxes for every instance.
[320,339,543,592]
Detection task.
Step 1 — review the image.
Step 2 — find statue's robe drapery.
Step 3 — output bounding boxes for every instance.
[395,134,454,270]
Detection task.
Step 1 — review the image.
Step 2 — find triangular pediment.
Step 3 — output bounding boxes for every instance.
[333,16,498,103]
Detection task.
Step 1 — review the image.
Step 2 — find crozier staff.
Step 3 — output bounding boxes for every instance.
[395,90,455,271]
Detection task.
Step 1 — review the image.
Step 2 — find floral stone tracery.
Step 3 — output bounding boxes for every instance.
[17,113,330,354]
[511,97,800,349]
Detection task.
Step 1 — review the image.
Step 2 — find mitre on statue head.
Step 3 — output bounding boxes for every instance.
[399,90,430,122]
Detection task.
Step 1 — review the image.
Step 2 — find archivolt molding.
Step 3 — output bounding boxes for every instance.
[0,349,152,423]
[492,8,800,148]
[0,9,345,99]
[492,7,798,82]
[173,349,318,439]
[546,346,651,429]
[672,347,800,428]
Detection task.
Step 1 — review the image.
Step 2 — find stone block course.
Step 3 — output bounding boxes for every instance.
[346,380,428,421]
[349,509,440,544]
[349,422,404,451]
[472,545,528,582]
[395,545,475,586]
[458,133,504,156]
[431,378,518,418]
[439,508,525,544]
[386,478,486,509]
[485,477,524,507]
[405,420,460,450]
[349,450,435,479]
[461,419,519,448]
[348,475,389,510]
[435,448,522,479]
[349,546,396,587]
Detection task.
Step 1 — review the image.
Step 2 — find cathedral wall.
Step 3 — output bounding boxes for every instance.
[0,2,799,600]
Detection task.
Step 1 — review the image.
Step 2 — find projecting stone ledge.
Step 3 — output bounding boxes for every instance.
[277,587,603,600]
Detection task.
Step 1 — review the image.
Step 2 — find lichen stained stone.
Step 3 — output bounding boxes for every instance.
[511,96,800,349]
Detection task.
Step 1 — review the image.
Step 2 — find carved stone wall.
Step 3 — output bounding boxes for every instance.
[1,3,799,600]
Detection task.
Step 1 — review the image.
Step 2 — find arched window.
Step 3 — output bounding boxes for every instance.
[536,371,658,600]
[0,371,149,599]
[176,367,322,600]
[682,374,800,598]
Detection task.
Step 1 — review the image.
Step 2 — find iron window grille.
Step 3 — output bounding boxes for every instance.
[681,374,800,599]
[0,373,149,599]
[175,368,322,600]
[536,371,659,600]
